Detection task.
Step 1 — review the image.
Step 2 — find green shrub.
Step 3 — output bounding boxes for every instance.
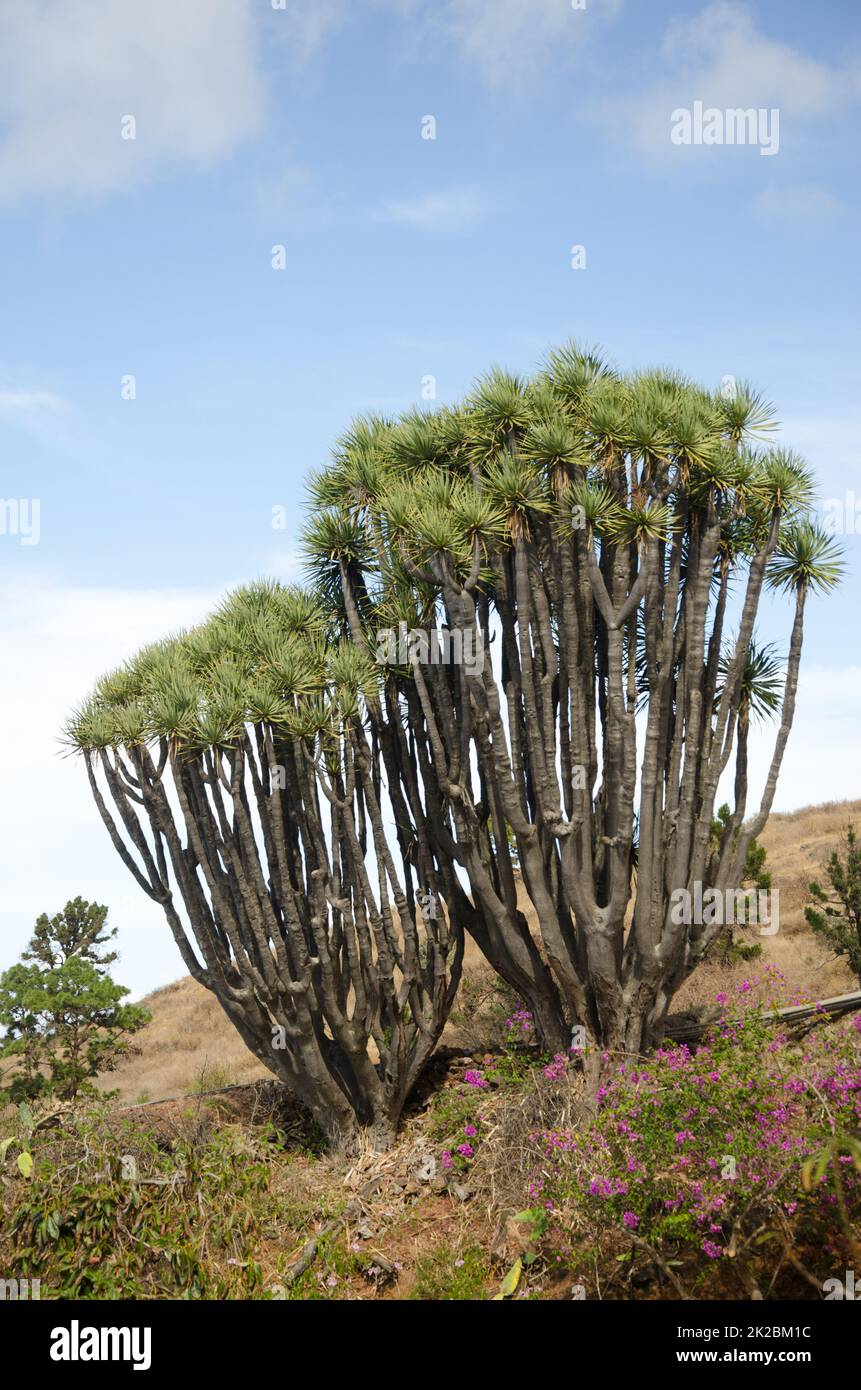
[512,971,861,1296]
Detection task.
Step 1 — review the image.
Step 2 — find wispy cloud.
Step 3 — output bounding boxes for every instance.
[420,0,622,87]
[0,389,65,416]
[0,0,265,205]
[268,0,353,63]
[262,546,307,583]
[267,0,622,88]
[376,187,486,231]
[0,576,220,991]
[606,2,859,161]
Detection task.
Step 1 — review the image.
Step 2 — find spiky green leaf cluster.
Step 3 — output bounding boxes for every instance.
[298,342,829,611]
[65,582,376,756]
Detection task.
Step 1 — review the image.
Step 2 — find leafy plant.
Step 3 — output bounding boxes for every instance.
[0,899,149,1104]
[409,1245,490,1301]
[510,980,861,1296]
[805,826,861,981]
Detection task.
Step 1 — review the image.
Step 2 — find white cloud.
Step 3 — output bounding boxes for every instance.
[739,666,861,814]
[754,184,844,223]
[0,577,219,994]
[0,389,65,416]
[268,0,353,62]
[377,187,486,231]
[261,545,307,582]
[614,2,859,160]
[423,0,622,87]
[268,0,621,87]
[0,0,265,204]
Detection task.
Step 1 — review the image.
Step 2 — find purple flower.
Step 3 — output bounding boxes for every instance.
[463,1123,477,1138]
[456,1143,474,1159]
[622,1211,639,1229]
[544,1053,568,1080]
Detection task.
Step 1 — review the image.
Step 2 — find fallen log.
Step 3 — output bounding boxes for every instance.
[666,989,861,1043]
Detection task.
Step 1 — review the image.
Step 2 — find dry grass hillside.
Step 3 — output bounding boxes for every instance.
[101,799,861,1105]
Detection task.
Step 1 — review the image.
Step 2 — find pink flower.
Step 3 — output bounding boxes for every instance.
[702,1240,723,1259]
[463,1123,477,1138]
[544,1053,568,1080]
[622,1211,639,1230]
[456,1143,474,1159]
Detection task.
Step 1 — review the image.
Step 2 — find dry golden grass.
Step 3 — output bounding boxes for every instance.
[674,797,861,1013]
[102,799,861,1104]
[97,978,271,1104]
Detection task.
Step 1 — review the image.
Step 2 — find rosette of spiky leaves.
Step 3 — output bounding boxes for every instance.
[665,390,723,480]
[481,452,551,544]
[252,626,326,712]
[432,405,474,474]
[388,408,457,475]
[606,500,679,548]
[716,380,778,445]
[101,661,149,707]
[624,378,674,477]
[64,698,123,753]
[584,378,631,466]
[283,693,339,746]
[520,414,591,499]
[560,478,626,542]
[465,368,533,462]
[724,448,764,519]
[370,579,436,677]
[209,583,328,675]
[767,519,846,595]
[717,637,783,726]
[687,444,746,511]
[748,450,815,519]
[307,415,395,513]
[540,341,617,422]
[64,583,335,757]
[380,472,486,577]
[448,480,508,564]
[187,655,250,750]
[324,640,379,724]
[69,640,170,751]
[302,507,375,619]
[143,649,205,747]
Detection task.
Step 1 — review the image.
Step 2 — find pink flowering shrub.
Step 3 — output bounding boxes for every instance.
[505,1005,534,1041]
[518,979,861,1292]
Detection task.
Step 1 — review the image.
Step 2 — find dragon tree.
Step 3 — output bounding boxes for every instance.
[302,343,843,1056]
[66,584,463,1149]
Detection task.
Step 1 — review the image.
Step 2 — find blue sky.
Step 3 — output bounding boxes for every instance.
[1,0,859,994]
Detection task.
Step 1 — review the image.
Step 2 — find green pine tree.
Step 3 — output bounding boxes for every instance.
[0,898,150,1104]
[805,827,861,983]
